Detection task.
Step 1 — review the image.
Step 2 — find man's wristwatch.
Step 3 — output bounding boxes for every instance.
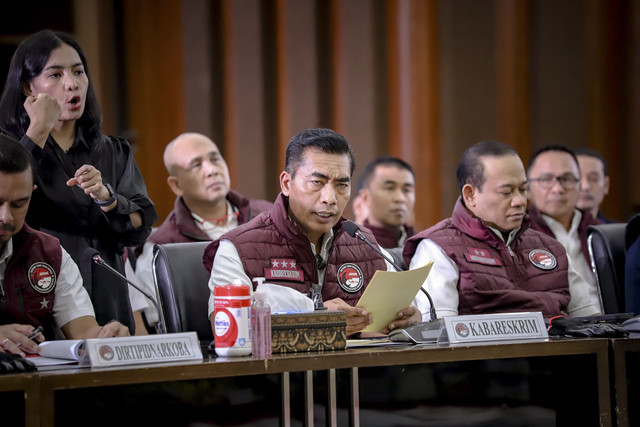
[94,183,117,206]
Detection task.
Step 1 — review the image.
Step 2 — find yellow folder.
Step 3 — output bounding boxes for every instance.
[356,262,433,332]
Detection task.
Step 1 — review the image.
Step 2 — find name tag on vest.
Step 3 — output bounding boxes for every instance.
[83,332,203,368]
[264,258,304,282]
[464,247,502,266]
[438,312,548,344]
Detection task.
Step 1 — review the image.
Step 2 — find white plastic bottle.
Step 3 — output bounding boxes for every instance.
[214,281,252,356]
[251,292,272,358]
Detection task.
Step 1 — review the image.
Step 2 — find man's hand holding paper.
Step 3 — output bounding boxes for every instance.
[356,262,434,333]
[384,305,422,334]
[324,298,373,335]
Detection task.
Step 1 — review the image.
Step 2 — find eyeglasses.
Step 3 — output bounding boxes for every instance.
[528,174,580,190]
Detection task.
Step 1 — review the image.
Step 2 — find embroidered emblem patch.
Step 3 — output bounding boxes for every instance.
[28,262,56,294]
[337,263,364,293]
[455,322,470,338]
[99,345,115,361]
[529,249,557,270]
[264,258,304,282]
[464,247,502,266]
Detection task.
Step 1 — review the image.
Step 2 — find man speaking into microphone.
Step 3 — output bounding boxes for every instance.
[203,128,423,335]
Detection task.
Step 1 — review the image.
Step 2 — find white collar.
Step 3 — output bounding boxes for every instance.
[487,225,520,246]
[0,238,13,265]
[310,229,334,260]
[191,199,237,226]
[542,209,582,236]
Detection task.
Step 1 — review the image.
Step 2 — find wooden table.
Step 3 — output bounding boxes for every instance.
[3,337,614,426]
[610,338,640,427]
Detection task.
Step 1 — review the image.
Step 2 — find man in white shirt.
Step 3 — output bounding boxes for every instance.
[0,135,128,357]
[204,128,424,335]
[404,141,598,319]
[126,133,271,334]
[526,144,603,314]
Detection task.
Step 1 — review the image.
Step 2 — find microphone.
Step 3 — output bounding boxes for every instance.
[343,221,438,323]
[343,221,406,272]
[92,254,166,334]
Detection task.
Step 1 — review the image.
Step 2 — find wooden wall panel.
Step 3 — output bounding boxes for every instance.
[388,0,441,230]
[627,1,640,215]
[334,0,382,178]
[108,0,638,226]
[437,0,496,219]
[586,0,625,221]
[73,1,108,132]
[220,0,269,200]
[496,0,530,159]
[530,0,587,149]
[272,0,292,180]
[123,0,185,223]
[181,0,214,138]
[273,0,320,179]
[327,0,344,133]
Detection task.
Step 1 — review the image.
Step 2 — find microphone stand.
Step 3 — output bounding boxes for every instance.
[351,229,438,323]
[343,221,443,342]
[353,230,406,271]
[92,254,166,334]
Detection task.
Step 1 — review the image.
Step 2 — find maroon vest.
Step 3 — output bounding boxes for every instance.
[362,219,414,249]
[527,205,601,265]
[149,191,273,245]
[404,199,570,317]
[0,225,62,340]
[203,193,386,306]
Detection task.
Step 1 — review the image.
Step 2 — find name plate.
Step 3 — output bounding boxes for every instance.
[83,332,203,368]
[439,312,548,344]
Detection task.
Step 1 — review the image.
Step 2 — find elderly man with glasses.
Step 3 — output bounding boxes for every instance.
[526,144,602,315]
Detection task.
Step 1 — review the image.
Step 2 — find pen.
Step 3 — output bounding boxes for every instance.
[27,326,43,343]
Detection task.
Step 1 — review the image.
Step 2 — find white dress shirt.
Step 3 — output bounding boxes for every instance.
[541,209,603,314]
[206,232,427,320]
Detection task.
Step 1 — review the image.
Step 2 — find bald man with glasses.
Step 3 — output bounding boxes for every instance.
[526,144,602,314]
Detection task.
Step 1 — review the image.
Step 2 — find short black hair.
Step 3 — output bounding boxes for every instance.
[456,141,518,193]
[357,156,415,192]
[285,128,355,177]
[0,134,35,180]
[527,144,579,176]
[574,147,609,176]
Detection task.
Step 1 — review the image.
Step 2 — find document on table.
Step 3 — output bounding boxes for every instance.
[26,340,86,369]
[356,262,433,332]
[346,337,409,348]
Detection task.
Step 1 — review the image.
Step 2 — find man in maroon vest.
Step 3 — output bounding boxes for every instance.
[204,128,423,335]
[404,141,599,319]
[352,156,415,249]
[526,144,602,314]
[127,133,272,334]
[0,136,128,357]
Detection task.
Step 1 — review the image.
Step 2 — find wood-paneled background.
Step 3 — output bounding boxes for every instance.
[1,0,638,231]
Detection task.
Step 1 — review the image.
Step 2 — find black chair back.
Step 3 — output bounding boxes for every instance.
[587,223,626,314]
[152,242,213,340]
